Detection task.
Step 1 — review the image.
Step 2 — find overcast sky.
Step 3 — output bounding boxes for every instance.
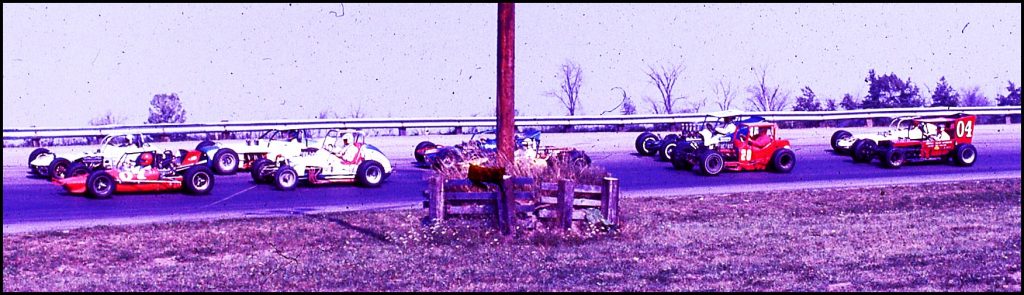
[3,3,1021,128]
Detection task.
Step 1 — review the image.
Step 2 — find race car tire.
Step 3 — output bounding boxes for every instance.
[697,150,725,176]
[85,170,116,199]
[830,130,853,153]
[356,160,386,188]
[635,132,660,156]
[670,144,694,170]
[569,150,591,171]
[66,162,91,178]
[952,144,977,167]
[48,157,72,180]
[658,140,678,162]
[28,148,50,175]
[880,147,905,169]
[250,158,273,183]
[770,148,796,173]
[212,148,239,175]
[183,166,215,195]
[414,141,436,163]
[196,140,216,150]
[850,139,876,163]
[274,165,299,191]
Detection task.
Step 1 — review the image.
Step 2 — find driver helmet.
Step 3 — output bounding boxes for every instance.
[137,152,154,166]
[341,133,354,146]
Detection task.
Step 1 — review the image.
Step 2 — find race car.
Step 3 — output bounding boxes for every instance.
[54,149,215,199]
[250,129,393,190]
[28,133,157,180]
[413,128,590,170]
[830,115,935,154]
[635,110,763,162]
[670,121,795,176]
[849,114,977,168]
[195,128,316,175]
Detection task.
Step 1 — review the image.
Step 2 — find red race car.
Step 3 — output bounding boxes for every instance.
[671,121,796,176]
[849,114,978,168]
[55,149,215,199]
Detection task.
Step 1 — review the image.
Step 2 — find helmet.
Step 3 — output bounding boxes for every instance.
[341,133,354,145]
[137,152,154,166]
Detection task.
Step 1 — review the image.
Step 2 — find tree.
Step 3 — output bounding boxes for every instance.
[792,86,823,111]
[745,64,790,111]
[712,79,738,111]
[610,87,637,115]
[959,86,990,107]
[317,108,340,119]
[346,103,367,119]
[929,76,959,107]
[996,81,1021,106]
[825,98,838,111]
[840,93,859,110]
[862,69,923,109]
[644,63,684,114]
[546,60,583,116]
[89,110,126,126]
[147,93,187,124]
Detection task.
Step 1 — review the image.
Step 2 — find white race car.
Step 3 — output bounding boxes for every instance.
[196,128,318,175]
[250,129,393,190]
[830,116,930,154]
[28,133,158,179]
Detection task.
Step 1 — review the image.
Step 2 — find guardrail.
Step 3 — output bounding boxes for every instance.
[3,106,1020,139]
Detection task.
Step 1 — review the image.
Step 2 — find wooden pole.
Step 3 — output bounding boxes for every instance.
[428,176,445,223]
[557,179,575,231]
[496,3,515,167]
[601,177,620,225]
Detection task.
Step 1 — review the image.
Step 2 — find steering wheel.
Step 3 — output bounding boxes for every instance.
[326,144,335,152]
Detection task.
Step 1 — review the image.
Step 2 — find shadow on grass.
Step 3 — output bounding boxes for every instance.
[304,214,393,244]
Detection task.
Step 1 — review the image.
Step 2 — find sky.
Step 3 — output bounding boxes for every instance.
[3,3,1021,128]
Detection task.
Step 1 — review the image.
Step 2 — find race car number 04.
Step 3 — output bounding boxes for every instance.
[955,121,974,138]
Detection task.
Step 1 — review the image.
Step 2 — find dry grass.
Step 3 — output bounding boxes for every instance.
[3,179,1020,292]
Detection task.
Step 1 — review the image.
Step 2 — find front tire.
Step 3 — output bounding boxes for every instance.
[48,157,72,180]
[356,161,385,187]
[414,141,436,163]
[831,130,853,153]
[28,148,50,175]
[182,166,215,195]
[658,141,678,162]
[85,170,116,199]
[850,139,877,163]
[770,148,796,173]
[212,148,239,175]
[697,150,725,176]
[274,165,299,191]
[250,158,273,183]
[635,132,659,156]
[952,144,977,167]
[880,147,905,169]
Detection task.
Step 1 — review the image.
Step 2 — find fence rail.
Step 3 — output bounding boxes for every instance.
[3,106,1020,139]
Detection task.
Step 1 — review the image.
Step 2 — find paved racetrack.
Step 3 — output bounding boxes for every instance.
[3,124,1020,232]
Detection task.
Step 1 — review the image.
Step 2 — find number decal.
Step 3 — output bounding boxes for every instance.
[956,120,974,138]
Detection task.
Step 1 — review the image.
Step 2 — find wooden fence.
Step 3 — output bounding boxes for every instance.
[423,175,620,235]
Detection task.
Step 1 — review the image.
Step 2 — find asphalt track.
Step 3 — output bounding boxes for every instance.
[3,124,1020,233]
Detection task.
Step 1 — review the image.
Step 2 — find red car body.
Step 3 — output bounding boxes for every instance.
[54,150,214,198]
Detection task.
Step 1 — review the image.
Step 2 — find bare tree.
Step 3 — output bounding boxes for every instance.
[347,103,367,119]
[712,79,738,111]
[644,63,684,114]
[89,110,126,126]
[317,108,340,119]
[545,60,584,116]
[745,65,790,111]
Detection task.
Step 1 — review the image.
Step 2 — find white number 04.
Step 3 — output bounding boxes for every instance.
[956,121,974,138]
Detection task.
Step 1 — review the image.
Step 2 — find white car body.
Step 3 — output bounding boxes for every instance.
[256,129,393,189]
[833,117,926,151]
[200,129,320,174]
[29,133,155,178]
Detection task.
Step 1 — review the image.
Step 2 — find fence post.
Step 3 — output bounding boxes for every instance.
[601,177,620,225]
[428,176,445,223]
[557,179,575,231]
[496,175,515,235]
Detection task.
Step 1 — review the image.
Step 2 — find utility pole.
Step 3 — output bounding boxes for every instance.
[496,2,515,167]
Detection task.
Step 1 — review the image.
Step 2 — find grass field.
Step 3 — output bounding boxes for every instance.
[3,178,1020,291]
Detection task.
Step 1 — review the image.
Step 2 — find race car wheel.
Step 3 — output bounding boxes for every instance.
[850,139,876,163]
[697,150,724,176]
[830,130,853,153]
[250,158,273,183]
[952,144,977,167]
[414,141,436,163]
[770,148,796,173]
[569,151,591,171]
[48,157,72,180]
[670,144,694,170]
[356,160,385,188]
[28,148,50,174]
[196,140,216,150]
[658,141,678,162]
[66,162,91,178]
[274,165,298,191]
[212,148,239,175]
[183,166,215,195]
[635,132,660,156]
[85,170,115,199]
[880,147,905,169]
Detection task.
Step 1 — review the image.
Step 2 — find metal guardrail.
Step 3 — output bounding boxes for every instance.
[3,106,1020,139]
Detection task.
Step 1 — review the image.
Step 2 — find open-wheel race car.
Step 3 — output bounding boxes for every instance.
[848,114,978,168]
[28,133,157,180]
[195,128,317,175]
[250,129,393,190]
[413,128,591,170]
[53,149,215,199]
[830,115,947,154]
[670,120,795,176]
[635,110,765,162]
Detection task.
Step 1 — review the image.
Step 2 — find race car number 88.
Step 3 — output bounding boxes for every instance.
[955,121,973,138]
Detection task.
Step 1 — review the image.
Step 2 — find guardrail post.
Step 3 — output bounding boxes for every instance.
[601,177,620,225]
[1007,115,1013,125]
[398,127,408,136]
[616,124,626,132]
[453,127,463,135]
[428,176,445,223]
[865,118,873,127]
[557,179,575,231]
[31,138,41,147]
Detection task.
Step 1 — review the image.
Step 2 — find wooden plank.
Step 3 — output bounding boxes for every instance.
[539,182,602,194]
[601,177,620,225]
[513,192,534,201]
[444,179,475,189]
[446,192,497,201]
[447,204,494,215]
[510,177,534,186]
[536,209,585,220]
[538,197,602,207]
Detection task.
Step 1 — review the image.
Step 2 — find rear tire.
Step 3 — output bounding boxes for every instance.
[28,148,50,174]
[85,170,115,199]
[433,149,461,169]
[414,141,436,163]
[770,148,796,173]
[182,166,215,195]
[952,144,977,167]
[830,130,852,153]
[196,140,216,150]
[850,139,876,163]
[212,148,239,175]
[356,160,385,187]
[48,157,72,180]
[697,150,724,176]
[274,165,298,191]
[66,162,91,178]
[635,132,659,156]
[250,158,273,183]
[658,140,678,162]
[880,147,905,168]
